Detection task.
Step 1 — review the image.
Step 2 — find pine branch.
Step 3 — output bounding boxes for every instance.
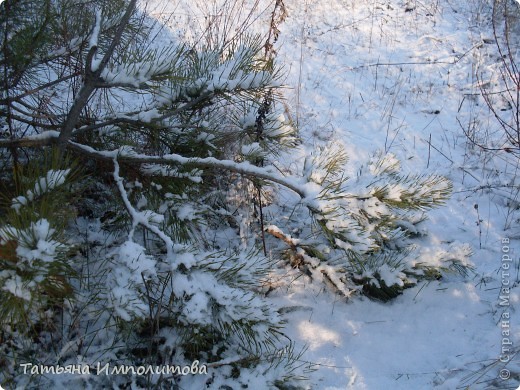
[0,136,56,148]
[112,158,175,258]
[67,142,307,198]
[0,73,81,105]
[3,114,61,130]
[57,0,138,147]
[72,90,214,134]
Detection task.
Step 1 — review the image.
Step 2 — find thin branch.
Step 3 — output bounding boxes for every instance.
[73,90,214,134]
[349,41,483,71]
[0,73,80,105]
[57,0,138,146]
[8,102,61,121]
[8,114,62,130]
[0,121,311,203]
[95,0,137,78]
[66,142,307,198]
[112,158,175,257]
[0,133,58,148]
[0,134,309,198]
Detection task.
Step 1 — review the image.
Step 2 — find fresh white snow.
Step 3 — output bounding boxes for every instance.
[68,0,520,387]
[3,0,519,388]
[266,0,520,388]
[142,0,520,387]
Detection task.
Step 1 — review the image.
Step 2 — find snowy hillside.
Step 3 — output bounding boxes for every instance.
[271,0,520,388]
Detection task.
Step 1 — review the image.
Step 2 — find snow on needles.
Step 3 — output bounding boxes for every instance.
[11,169,71,213]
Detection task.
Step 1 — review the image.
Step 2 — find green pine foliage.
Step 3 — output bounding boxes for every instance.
[1,0,302,388]
[0,150,79,329]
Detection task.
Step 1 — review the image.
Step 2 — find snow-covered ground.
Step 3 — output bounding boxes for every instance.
[270,0,520,388]
[145,0,520,388]
[2,0,520,389]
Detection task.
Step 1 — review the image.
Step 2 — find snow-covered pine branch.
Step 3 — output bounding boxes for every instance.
[0,1,304,387]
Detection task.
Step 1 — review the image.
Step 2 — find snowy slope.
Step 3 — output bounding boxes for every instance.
[143,0,520,388]
[271,0,520,388]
